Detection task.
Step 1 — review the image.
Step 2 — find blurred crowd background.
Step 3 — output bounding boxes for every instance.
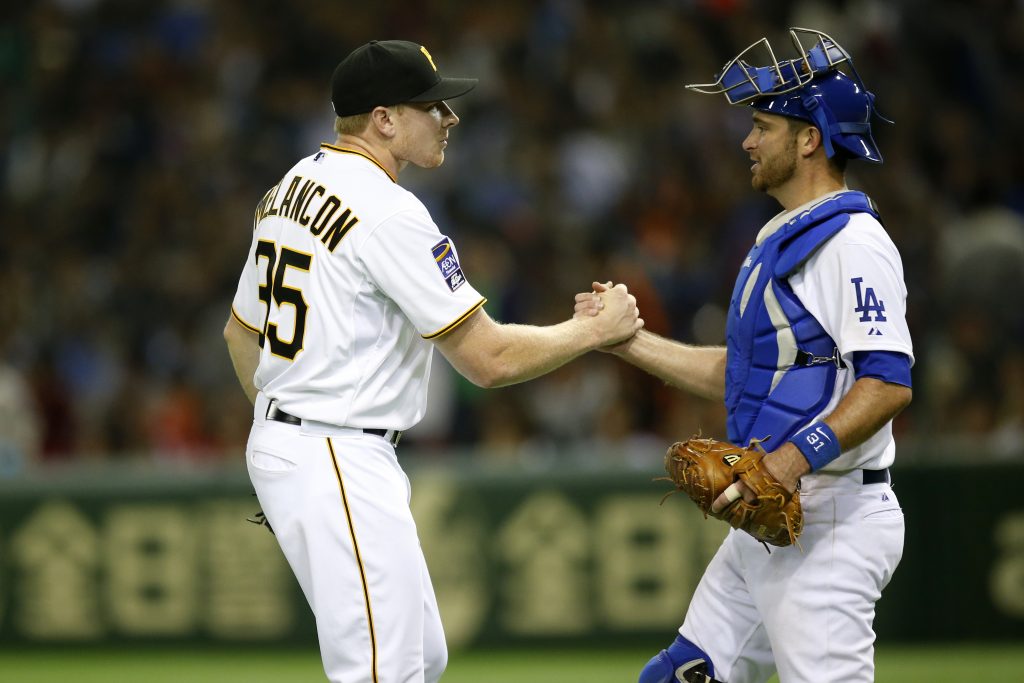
[2,0,1023,470]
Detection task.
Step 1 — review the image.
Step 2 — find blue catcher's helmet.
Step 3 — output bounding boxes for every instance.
[687,28,887,163]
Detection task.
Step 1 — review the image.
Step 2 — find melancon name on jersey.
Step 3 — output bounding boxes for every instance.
[253,174,359,253]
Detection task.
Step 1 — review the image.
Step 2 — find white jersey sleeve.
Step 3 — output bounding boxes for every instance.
[790,213,914,367]
[789,212,913,471]
[358,208,486,338]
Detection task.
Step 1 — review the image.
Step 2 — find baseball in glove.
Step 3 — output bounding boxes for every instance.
[662,436,803,548]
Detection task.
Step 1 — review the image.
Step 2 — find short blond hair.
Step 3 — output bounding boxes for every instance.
[333,112,372,136]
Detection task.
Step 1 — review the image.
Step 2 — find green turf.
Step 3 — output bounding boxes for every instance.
[446,645,1024,683]
[0,648,323,683]
[0,644,1020,682]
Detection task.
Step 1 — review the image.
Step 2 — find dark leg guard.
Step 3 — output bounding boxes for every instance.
[638,635,724,683]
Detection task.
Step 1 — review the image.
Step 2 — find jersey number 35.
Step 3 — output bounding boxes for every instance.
[255,239,311,360]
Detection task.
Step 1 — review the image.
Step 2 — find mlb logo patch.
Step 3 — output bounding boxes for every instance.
[432,237,466,291]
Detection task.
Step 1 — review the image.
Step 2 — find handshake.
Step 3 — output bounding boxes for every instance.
[572,281,644,351]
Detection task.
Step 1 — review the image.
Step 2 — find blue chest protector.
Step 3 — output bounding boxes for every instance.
[725,191,880,450]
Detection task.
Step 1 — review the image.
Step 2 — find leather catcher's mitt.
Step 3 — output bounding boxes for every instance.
[663,436,803,547]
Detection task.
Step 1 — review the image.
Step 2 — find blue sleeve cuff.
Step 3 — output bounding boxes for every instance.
[851,350,912,387]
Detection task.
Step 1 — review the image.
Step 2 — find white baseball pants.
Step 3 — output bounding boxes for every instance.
[246,399,446,683]
[680,469,904,683]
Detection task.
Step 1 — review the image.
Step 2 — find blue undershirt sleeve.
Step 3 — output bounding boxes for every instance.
[851,350,912,387]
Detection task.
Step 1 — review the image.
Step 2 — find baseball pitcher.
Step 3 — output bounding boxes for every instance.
[224,40,643,683]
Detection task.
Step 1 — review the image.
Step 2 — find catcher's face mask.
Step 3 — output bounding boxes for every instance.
[687,27,888,163]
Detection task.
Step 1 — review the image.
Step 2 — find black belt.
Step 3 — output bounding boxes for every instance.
[265,401,402,447]
[862,468,890,485]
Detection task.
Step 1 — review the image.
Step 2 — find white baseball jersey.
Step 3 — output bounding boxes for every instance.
[231,144,486,430]
[752,190,914,471]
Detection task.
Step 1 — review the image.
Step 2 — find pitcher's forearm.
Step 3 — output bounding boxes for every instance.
[437,315,601,388]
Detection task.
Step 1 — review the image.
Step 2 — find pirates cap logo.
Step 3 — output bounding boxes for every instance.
[420,46,438,71]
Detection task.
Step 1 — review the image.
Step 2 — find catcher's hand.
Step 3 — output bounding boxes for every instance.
[663,436,803,548]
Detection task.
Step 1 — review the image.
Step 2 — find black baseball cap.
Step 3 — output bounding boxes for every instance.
[331,40,477,117]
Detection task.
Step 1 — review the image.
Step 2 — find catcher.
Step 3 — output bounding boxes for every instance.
[575,28,912,683]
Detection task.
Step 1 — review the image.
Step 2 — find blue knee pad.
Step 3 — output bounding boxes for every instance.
[638,635,716,683]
